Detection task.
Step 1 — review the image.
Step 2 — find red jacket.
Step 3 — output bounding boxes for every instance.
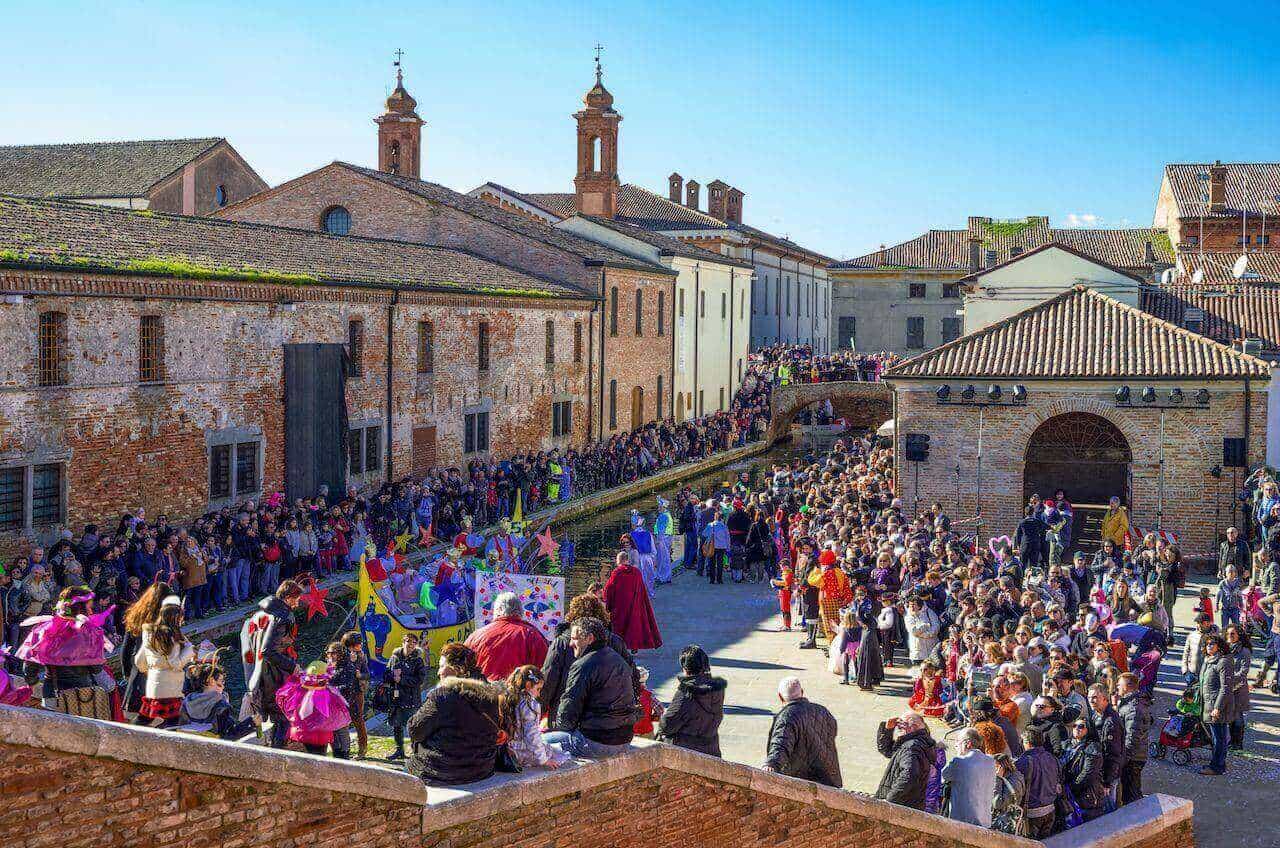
[465,616,549,681]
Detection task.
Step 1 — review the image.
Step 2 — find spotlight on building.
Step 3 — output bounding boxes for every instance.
[1141,386,1156,403]
[1170,387,1184,404]
[936,385,951,401]
[1012,385,1027,403]
[961,384,976,401]
[1115,385,1130,404]
[1196,388,1210,405]
[988,384,1002,401]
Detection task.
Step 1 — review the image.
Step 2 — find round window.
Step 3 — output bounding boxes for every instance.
[322,206,352,236]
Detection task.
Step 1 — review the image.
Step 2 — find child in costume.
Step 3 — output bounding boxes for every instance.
[0,647,33,706]
[770,559,794,631]
[275,660,352,757]
[633,666,663,738]
[908,659,947,717]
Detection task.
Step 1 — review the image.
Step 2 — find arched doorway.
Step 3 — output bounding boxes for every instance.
[1024,412,1132,507]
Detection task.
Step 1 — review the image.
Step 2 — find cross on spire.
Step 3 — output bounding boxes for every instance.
[594,43,604,83]
[393,48,404,84]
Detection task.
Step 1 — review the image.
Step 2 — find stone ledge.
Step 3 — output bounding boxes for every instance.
[0,704,429,806]
[1043,794,1194,848]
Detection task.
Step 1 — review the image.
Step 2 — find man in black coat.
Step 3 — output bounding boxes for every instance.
[1217,526,1251,580]
[657,645,727,757]
[545,617,639,757]
[1014,507,1047,568]
[385,632,428,760]
[1087,684,1126,802]
[541,617,638,730]
[1115,674,1152,805]
[873,711,935,809]
[765,677,841,788]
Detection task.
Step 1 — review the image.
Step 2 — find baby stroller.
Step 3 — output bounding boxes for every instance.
[1150,708,1211,766]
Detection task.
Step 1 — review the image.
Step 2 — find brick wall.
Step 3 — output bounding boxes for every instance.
[892,382,1267,557]
[0,270,591,550]
[598,268,675,435]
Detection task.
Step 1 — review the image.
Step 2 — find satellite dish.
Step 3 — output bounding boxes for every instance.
[1160,268,1175,286]
[1232,255,1249,279]
[1192,268,1205,285]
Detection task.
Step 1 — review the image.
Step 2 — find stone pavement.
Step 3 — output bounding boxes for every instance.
[642,568,1279,848]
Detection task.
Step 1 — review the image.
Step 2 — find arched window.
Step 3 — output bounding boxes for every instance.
[322,206,352,236]
[388,141,401,174]
[609,379,618,430]
[589,136,601,171]
[631,386,644,428]
[657,290,665,336]
[610,287,619,336]
[657,375,664,418]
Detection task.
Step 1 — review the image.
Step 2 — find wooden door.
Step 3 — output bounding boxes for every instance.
[412,426,437,477]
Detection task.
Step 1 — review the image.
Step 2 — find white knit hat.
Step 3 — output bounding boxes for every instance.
[160,595,182,609]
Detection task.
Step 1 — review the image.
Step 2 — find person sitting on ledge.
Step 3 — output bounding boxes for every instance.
[406,643,501,786]
[544,617,639,758]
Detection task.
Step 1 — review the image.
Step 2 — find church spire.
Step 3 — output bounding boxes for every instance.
[376,50,424,179]
[574,47,621,217]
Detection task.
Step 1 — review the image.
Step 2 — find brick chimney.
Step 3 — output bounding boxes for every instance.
[726,187,744,224]
[668,173,683,203]
[1209,161,1227,214]
[707,180,729,220]
[685,179,700,210]
[968,238,981,273]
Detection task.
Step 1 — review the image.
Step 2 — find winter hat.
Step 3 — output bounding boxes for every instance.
[160,595,182,609]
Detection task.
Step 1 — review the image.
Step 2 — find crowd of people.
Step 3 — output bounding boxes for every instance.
[752,344,901,384]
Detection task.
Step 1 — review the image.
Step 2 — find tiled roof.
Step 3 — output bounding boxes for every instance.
[0,194,587,299]
[1164,163,1280,219]
[1158,251,1280,288]
[574,215,754,268]
[1143,284,1280,353]
[833,220,1171,272]
[341,165,672,276]
[723,221,836,264]
[885,286,1270,381]
[0,138,224,199]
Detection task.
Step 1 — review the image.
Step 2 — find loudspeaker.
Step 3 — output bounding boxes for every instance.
[1223,437,1246,468]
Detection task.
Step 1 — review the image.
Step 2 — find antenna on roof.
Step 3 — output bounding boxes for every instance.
[1232,255,1249,279]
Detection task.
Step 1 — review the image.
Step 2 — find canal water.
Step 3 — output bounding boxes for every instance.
[216,442,808,700]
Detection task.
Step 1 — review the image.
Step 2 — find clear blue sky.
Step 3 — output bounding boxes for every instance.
[3,1,1277,259]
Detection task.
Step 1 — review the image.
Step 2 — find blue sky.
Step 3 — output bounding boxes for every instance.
[3,1,1278,259]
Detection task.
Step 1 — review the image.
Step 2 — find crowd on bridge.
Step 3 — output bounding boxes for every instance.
[753,343,901,384]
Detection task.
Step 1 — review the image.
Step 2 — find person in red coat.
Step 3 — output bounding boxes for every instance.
[604,551,663,652]
[465,592,549,681]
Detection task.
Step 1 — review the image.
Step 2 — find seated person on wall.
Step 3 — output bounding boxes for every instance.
[544,617,639,758]
[406,643,501,786]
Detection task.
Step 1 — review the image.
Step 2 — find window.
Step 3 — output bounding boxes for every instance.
[838,316,856,348]
[573,321,583,363]
[721,292,727,319]
[678,289,685,317]
[635,289,644,336]
[30,464,63,528]
[762,277,769,314]
[347,319,364,378]
[942,317,963,343]
[214,184,228,207]
[740,291,745,320]
[209,445,232,500]
[208,432,262,503]
[657,291,665,336]
[0,467,23,531]
[786,277,791,315]
[552,400,572,438]
[37,311,67,387]
[1259,235,1272,246]
[908,283,927,299]
[463,411,490,454]
[545,319,555,366]
[942,283,960,298]
[656,375,664,418]
[610,287,619,336]
[906,316,925,349]
[477,321,490,371]
[719,387,725,411]
[417,321,434,374]
[1186,235,1199,247]
[235,442,260,494]
[608,380,618,430]
[700,291,706,318]
[322,206,351,236]
[698,390,704,417]
[139,315,164,382]
[0,463,64,531]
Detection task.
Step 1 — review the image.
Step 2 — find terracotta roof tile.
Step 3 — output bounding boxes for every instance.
[1142,285,1280,353]
[1164,163,1280,219]
[0,194,586,299]
[574,215,754,268]
[885,286,1270,381]
[0,138,224,199]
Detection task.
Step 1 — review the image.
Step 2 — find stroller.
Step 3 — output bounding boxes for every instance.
[1150,706,1211,766]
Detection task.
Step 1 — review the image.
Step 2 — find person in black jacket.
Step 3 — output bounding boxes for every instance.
[1060,717,1107,823]
[765,676,841,788]
[657,645,727,757]
[544,617,638,757]
[541,595,638,729]
[872,710,934,808]
[243,582,303,748]
[1014,507,1047,568]
[1026,695,1070,758]
[1087,684,1125,801]
[1016,728,1062,838]
[385,632,428,760]
[1115,673,1152,805]
[406,644,501,787]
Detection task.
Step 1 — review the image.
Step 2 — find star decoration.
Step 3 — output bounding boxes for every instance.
[299,580,330,621]
[535,526,559,559]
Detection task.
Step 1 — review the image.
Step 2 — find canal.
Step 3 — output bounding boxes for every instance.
[216,442,808,700]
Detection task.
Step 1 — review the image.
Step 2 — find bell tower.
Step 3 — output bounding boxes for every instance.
[375,51,424,179]
[573,47,621,218]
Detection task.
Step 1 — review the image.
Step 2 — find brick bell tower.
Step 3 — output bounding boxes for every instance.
[375,54,424,179]
[573,49,621,217]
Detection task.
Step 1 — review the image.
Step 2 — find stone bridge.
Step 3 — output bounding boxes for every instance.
[767,380,893,444]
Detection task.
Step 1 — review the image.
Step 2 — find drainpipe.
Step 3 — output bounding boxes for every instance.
[729,268,735,403]
[693,266,700,416]
[587,303,596,441]
[598,269,607,439]
[384,289,398,481]
[1244,378,1253,538]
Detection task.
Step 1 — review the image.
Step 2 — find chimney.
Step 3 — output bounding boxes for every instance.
[985,249,998,268]
[685,179,700,210]
[726,187,745,224]
[968,238,981,273]
[707,179,729,220]
[1144,240,1155,263]
[1209,160,1227,214]
[668,173,683,203]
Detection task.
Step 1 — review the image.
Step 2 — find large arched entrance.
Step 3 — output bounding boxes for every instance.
[1024,412,1132,506]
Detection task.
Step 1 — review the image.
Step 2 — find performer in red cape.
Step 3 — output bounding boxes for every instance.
[603,551,663,652]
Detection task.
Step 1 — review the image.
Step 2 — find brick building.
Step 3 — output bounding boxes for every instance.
[469,64,834,352]
[216,70,675,440]
[885,286,1271,557]
[0,137,266,215]
[0,195,594,548]
[1154,161,1280,252]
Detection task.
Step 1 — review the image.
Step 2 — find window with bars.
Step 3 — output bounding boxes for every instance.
[234,442,259,495]
[635,289,644,336]
[464,411,490,454]
[347,426,381,476]
[139,315,164,382]
[477,321,490,371]
[942,317,963,343]
[347,319,364,378]
[418,321,434,374]
[610,287,619,336]
[908,283,927,299]
[906,316,925,349]
[209,444,232,500]
[208,435,262,504]
[573,321,583,363]
[657,291,665,336]
[551,400,572,438]
[942,283,961,298]
[545,319,555,366]
[0,463,65,530]
[0,468,24,530]
[37,311,67,387]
